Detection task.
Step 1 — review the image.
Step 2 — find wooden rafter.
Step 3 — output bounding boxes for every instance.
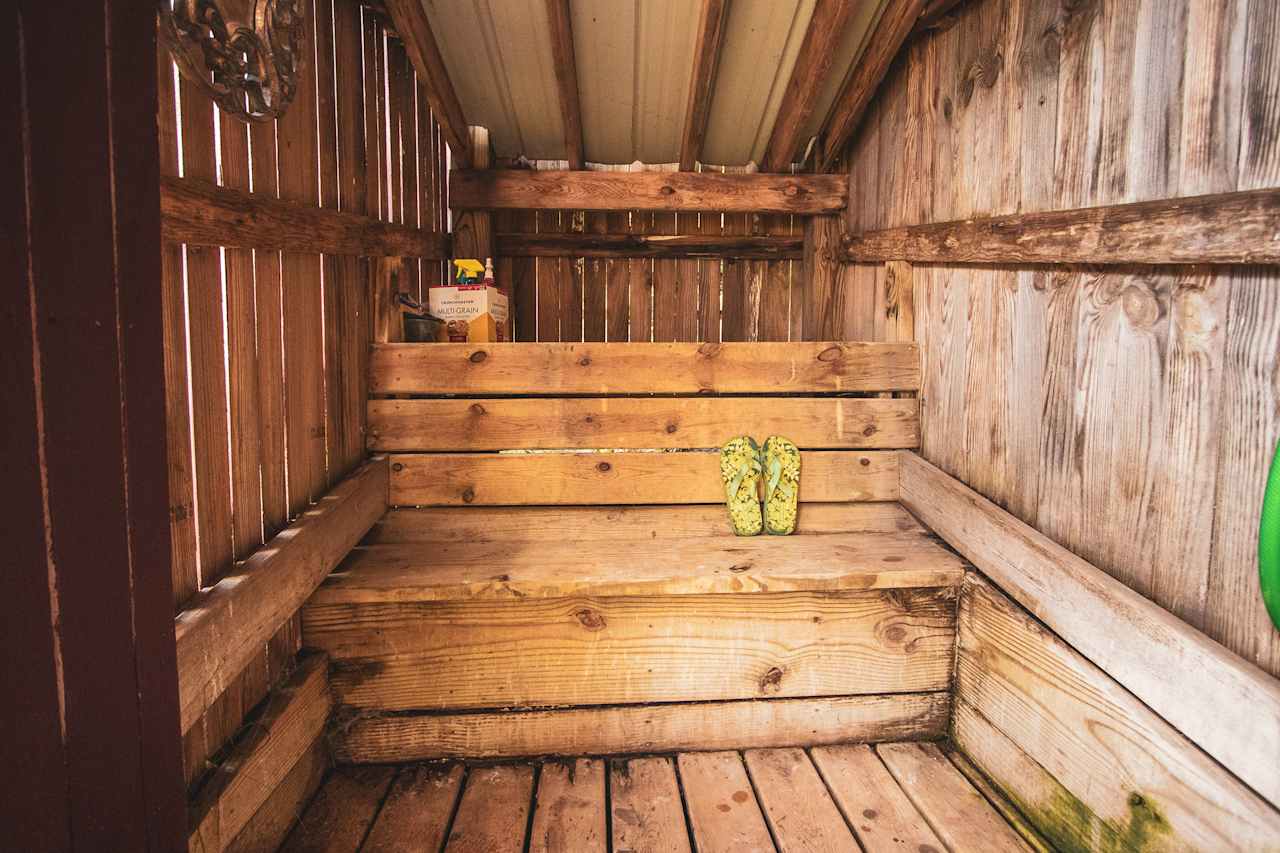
[760,0,858,173]
[817,0,925,172]
[383,0,472,168]
[545,0,585,169]
[679,0,731,171]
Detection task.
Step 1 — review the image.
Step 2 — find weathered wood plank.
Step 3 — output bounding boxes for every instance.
[842,188,1280,264]
[819,0,928,172]
[450,170,847,214]
[445,765,535,852]
[365,503,920,545]
[382,0,471,167]
[529,759,606,853]
[388,449,899,506]
[307,588,956,710]
[369,341,920,394]
[679,0,730,171]
[368,397,918,451]
[188,654,332,853]
[175,458,388,733]
[762,0,859,172]
[361,764,464,852]
[810,744,946,853]
[224,738,328,853]
[610,757,692,853]
[279,765,396,853]
[876,741,1031,853]
[314,531,962,605]
[160,176,449,258]
[899,451,1280,808]
[745,748,858,851]
[957,577,1280,850]
[944,746,1055,853]
[678,752,773,853]
[544,0,584,170]
[496,232,803,259]
[333,693,951,763]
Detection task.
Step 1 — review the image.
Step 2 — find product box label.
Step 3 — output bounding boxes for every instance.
[427,285,509,342]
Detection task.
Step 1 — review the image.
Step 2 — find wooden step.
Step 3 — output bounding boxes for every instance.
[310,529,965,605]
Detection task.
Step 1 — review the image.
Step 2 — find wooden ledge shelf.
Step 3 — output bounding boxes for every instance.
[309,527,966,606]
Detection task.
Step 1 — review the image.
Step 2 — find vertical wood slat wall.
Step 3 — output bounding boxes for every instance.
[157,0,449,790]
[838,0,1280,680]
[496,164,799,342]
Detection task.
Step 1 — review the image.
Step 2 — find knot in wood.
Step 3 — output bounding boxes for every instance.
[665,422,678,434]
[783,184,799,197]
[392,462,404,472]
[660,185,675,195]
[759,666,785,694]
[578,355,592,367]
[461,487,476,503]
[469,350,488,363]
[816,344,845,363]
[862,424,877,437]
[859,457,871,467]
[575,608,607,631]
[597,461,612,473]
[469,403,486,416]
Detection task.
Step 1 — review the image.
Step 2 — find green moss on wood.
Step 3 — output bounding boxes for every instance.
[1013,787,1172,853]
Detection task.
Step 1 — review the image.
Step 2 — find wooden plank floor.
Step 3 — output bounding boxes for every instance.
[279,743,1038,852]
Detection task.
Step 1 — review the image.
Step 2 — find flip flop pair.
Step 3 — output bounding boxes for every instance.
[720,436,800,537]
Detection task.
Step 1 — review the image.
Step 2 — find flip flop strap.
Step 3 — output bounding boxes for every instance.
[725,455,762,504]
[765,456,796,502]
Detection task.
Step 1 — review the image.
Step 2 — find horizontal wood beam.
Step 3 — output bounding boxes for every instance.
[160,176,449,258]
[383,0,471,167]
[679,0,731,171]
[174,458,388,733]
[818,0,926,172]
[898,451,1280,809]
[495,232,803,259]
[187,653,331,853]
[332,693,950,763]
[450,169,847,214]
[842,188,1280,265]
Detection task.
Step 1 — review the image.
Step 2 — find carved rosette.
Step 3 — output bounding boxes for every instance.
[158,0,305,123]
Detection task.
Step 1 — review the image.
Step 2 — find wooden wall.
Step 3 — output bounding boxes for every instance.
[158,0,449,792]
[841,0,1280,678]
[495,166,800,342]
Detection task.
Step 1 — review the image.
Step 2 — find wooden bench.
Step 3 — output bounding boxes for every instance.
[302,341,968,761]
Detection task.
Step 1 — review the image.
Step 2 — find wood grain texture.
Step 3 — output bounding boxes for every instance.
[308,587,956,711]
[900,451,1280,808]
[956,577,1280,850]
[544,0,584,170]
[819,0,928,172]
[369,341,920,394]
[529,759,606,853]
[842,187,1280,264]
[744,748,858,852]
[224,738,328,853]
[387,449,899,506]
[160,176,447,257]
[610,757,692,853]
[279,765,395,853]
[368,397,918,451]
[943,747,1056,853]
[332,693,951,763]
[877,741,1031,853]
[677,751,773,853]
[382,0,470,166]
[809,744,946,853]
[496,232,803,259]
[761,0,859,172]
[679,0,730,171]
[361,764,464,852]
[175,458,387,732]
[364,502,922,544]
[446,765,535,852]
[450,170,847,214]
[188,654,332,853]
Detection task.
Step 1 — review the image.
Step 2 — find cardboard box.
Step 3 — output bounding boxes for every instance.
[427,284,509,343]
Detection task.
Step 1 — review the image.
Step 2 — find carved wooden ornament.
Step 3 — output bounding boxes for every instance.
[158,0,305,123]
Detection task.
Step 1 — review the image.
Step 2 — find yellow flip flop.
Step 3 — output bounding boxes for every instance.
[720,436,763,536]
[762,436,800,535]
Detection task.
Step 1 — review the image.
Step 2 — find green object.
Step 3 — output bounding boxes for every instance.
[762,436,800,536]
[1261,438,1280,631]
[720,436,763,536]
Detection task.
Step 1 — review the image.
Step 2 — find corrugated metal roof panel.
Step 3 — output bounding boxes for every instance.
[420,0,892,167]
